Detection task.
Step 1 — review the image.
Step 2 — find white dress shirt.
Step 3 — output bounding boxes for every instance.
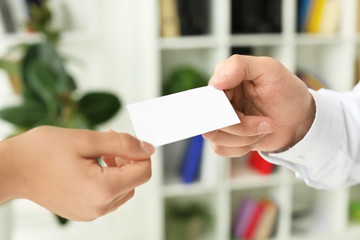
[261,83,360,190]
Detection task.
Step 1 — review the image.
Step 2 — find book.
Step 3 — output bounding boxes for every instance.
[232,0,282,34]
[297,0,313,32]
[355,58,360,86]
[233,198,258,238]
[0,0,16,33]
[244,201,266,238]
[248,151,275,175]
[255,200,278,239]
[160,0,180,37]
[176,0,210,36]
[306,0,326,33]
[233,198,278,239]
[231,47,254,56]
[358,0,360,33]
[231,0,263,34]
[320,0,340,33]
[180,135,204,183]
[264,0,282,33]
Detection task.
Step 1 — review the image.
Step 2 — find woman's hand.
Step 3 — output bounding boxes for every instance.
[0,126,154,221]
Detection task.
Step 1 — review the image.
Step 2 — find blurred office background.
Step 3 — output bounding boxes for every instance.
[1,0,360,240]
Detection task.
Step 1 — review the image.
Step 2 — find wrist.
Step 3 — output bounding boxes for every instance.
[0,136,26,203]
[290,92,316,148]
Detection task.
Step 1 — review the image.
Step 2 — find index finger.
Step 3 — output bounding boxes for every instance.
[70,129,155,160]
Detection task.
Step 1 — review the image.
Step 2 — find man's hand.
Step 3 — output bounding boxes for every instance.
[203,55,315,157]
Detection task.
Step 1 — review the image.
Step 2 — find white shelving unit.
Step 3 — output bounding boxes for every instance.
[1,0,360,240]
[147,0,360,240]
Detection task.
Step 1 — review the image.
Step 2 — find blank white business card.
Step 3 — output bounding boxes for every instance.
[127,86,240,146]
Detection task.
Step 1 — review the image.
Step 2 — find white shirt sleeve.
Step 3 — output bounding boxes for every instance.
[260,83,360,190]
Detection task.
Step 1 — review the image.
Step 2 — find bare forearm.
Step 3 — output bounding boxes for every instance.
[0,137,23,204]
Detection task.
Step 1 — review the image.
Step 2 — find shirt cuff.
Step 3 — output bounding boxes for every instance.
[260,88,345,175]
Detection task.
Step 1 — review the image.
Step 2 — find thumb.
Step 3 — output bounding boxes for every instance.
[209,55,270,90]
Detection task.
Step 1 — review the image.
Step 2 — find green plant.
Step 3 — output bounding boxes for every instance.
[162,66,209,95]
[166,200,213,240]
[0,1,121,225]
[0,43,121,132]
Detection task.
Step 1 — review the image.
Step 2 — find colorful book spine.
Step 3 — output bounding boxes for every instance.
[306,0,327,33]
[255,200,278,239]
[320,0,340,33]
[233,198,278,239]
[244,202,266,238]
[160,0,180,37]
[298,0,309,31]
[233,198,258,238]
[248,151,274,175]
[298,0,314,32]
[180,135,204,183]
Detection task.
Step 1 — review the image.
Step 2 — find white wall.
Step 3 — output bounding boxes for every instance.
[0,1,161,239]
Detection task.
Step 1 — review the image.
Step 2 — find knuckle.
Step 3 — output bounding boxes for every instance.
[29,125,51,135]
[98,184,117,202]
[93,205,108,219]
[136,161,152,184]
[117,133,138,151]
[143,164,152,182]
[128,189,135,199]
[229,54,241,61]
[261,56,281,69]
[75,130,95,148]
[245,136,258,146]
[212,144,226,156]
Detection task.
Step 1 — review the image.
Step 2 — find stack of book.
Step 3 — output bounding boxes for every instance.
[297,0,341,33]
[233,198,278,239]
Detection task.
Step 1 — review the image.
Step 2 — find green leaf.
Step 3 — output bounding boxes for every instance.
[22,43,76,102]
[54,214,69,226]
[24,61,60,116]
[78,92,121,126]
[163,66,208,95]
[64,113,92,130]
[0,103,47,128]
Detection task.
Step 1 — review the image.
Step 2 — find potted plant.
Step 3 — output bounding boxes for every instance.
[165,200,213,240]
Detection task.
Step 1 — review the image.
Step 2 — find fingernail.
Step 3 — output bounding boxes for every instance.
[140,141,155,154]
[115,157,121,167]
[218,73,229,83]
[257,122,273,134]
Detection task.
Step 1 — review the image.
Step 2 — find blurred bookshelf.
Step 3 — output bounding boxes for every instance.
[153,0,360,240]
[1,0,360,240]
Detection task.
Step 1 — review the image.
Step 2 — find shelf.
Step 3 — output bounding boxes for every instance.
[295,33,341,45]
[162,182,217,198]
[0,32,42,47]
[347,224,360,237]
[228,172,282,191]
[159,35,218,50]
[231,34,285,47]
